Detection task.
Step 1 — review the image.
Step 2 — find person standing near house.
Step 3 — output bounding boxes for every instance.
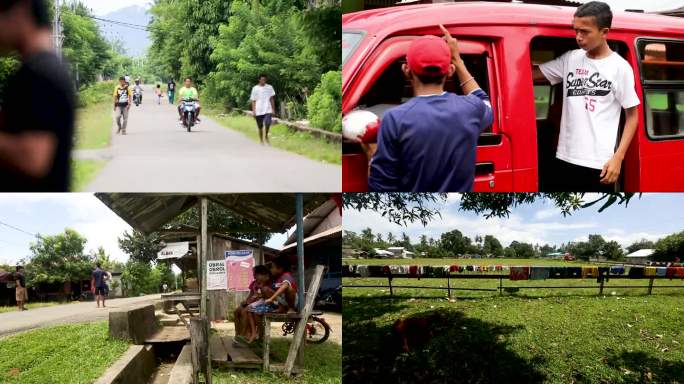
[14,265,27,311]
[91,262,109,308]
[250,74,276,145]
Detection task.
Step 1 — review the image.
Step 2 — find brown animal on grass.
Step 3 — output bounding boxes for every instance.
[392,312,444,352]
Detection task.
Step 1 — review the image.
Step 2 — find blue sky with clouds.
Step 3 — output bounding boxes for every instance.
[344,194,684,249]
[0,194,287,265]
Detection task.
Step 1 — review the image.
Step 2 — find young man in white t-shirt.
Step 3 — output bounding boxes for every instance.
[250,74,276,145]
[532,1,640,192]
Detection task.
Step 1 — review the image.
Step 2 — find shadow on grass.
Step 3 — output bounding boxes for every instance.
[343,301,546,384]
[606,350,684,383]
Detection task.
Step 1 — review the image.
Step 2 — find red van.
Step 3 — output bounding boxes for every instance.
[342,3,684,192]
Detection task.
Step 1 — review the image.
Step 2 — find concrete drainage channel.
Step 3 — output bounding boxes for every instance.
[94,304,193,384]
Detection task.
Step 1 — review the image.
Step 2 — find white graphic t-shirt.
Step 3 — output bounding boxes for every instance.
[539,49,640,169]
[250,84,276,116]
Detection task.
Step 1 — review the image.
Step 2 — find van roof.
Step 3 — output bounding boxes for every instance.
[343,2,684,35]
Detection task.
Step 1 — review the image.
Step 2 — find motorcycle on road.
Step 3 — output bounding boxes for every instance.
[180,98,198,132]
[133,88,142,106]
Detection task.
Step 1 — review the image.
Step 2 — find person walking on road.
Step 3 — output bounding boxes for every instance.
[0,0,76,192]
[14,266,27,311]
[250,74,276,145]
[155,84,163,105]
[113,76,132,135]
[91,263,109,308]
[167,79,176,104]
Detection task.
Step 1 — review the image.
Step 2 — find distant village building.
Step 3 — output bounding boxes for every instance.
[625,249,656,265]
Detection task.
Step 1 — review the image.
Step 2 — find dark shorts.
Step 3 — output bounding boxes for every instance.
[547,158,615,192]
[95,286,107,296]
[255,114,272,129]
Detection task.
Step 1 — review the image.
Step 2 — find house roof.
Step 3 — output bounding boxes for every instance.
[96,193,331,234]
[280,226,341,252]
[284,198,341,246]
[626,249,656,257]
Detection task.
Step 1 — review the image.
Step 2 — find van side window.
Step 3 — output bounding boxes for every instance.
[638,39,684,139]
[357,53,493,132]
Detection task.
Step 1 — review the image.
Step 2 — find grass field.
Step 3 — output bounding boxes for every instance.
[70,159,106,191]
[0,322,128,384]
[212,338,341,384]
[206,110,341,165]
[73,101,112,150]
[343,258,684,384]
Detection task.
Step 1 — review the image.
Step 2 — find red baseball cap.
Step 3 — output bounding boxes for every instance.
[406,35,451,76]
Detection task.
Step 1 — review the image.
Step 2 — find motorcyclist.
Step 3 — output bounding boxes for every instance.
[177,77,200,123]
[132,80,143,105]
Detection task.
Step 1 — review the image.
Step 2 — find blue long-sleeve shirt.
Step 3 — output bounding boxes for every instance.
[368,89,493,192]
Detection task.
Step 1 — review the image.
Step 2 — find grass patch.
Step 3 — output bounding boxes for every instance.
[212,338,341,384]
[0,321,129,384]
[343,271,684,384]
[0,302,60,314]
[207,109,341,165]
[74,101,112,150]
[70,159,106,191]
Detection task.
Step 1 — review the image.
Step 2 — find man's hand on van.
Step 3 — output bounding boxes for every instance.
[532,66,549,84]
[439,24,462,66]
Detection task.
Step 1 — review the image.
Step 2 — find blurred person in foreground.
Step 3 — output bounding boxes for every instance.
[0,0,75,191]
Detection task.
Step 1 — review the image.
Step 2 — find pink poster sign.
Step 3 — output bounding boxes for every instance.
[225,250,254,291]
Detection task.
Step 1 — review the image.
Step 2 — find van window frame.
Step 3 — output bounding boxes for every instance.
[343,30,366,66]
[635,36,684,142]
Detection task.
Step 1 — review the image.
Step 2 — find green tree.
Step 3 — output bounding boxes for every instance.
[121,260,156,296]
[307,70,341,131]
[507,241,535,259]
[626,239,655,254]
[601,240,624,261]
[24,229,93,286]
[482,235,503,256]
[440,229,470,256]
[118,230,164,264]
[654,231,684,262]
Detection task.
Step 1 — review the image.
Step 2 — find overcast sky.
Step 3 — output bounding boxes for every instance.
[343,194,684,249]
[0,194,287,266]
[77,0,152,16]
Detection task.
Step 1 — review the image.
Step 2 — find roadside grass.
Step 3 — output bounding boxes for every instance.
[70,159,106,191]
[74,101,112,150]
[0,302,60,314]
[0,321,129,384]
[343,273,684,384]
[206,109,341,165]
[212,338,341,384]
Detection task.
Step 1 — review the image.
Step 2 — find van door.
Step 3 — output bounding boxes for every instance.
[345,35,513,191]
[636,38,684,191]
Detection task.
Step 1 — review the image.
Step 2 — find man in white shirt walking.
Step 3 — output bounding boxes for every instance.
[532,1,640,192]
[250,74,276,145]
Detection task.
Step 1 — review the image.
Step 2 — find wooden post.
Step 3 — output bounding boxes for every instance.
[262,316,271,372]
[648,277,654,295]
[198,198,212,383]
[599,278,605,295]
[190,317,211,384]
[295,194,305,312]
[388,276,393,297]
[499,277,503,295]
[284,265,324,376]
[447,274,451,299]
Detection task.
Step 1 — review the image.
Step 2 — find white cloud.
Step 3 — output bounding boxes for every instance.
[534,207,559,221]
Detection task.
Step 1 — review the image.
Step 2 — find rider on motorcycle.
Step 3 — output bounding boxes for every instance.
[177,77,200,122]
[133,80,143,105]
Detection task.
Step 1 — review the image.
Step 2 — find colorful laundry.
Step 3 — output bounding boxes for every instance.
[368,265,384,277]
[656,267,667,277]
[529,266,550,280]
[509,266,530,281]
[675,267,684,278]
[566,267,582,278]
[581,266,599,278]
[610,265,625,275]
[409,265,418,276]
[628,267,645,279]
[598,267,610,283]
[357,265,370,277]
[644,267,657,277]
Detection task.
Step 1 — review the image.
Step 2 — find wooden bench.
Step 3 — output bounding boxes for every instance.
[262,265,325,376]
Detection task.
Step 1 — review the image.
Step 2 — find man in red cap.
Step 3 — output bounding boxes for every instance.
[368,25,493,192]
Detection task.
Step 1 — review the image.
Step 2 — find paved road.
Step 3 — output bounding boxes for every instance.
[0,294,160,338]
[77,85,340,192]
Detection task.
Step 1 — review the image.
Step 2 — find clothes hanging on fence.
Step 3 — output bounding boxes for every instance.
[368,265,385,277]
[598,267,610,283]
[582,266,599,278]
[357,265,370,277]
[675,267,684,278]
[567,267,582,278]
[509,266,530,281]
[666,267,677,279]
[399,265,409,275]
[549,267,567,279]
[409,266,419,276]
[529,266,550,280]
[342,265,352,276]
[656,267,667,277]
[389,265,401,275]
[644,267,657,277]
[382,266,391,275]
[466,265,474,272]
[449,265,459,273]
[610,265,625,275]
[422,266,435,277]
[628,267,644,279]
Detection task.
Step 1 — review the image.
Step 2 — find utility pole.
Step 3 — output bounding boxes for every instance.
[53,0,63,58]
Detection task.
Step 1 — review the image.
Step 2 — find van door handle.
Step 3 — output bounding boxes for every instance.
[475,162,496,189]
